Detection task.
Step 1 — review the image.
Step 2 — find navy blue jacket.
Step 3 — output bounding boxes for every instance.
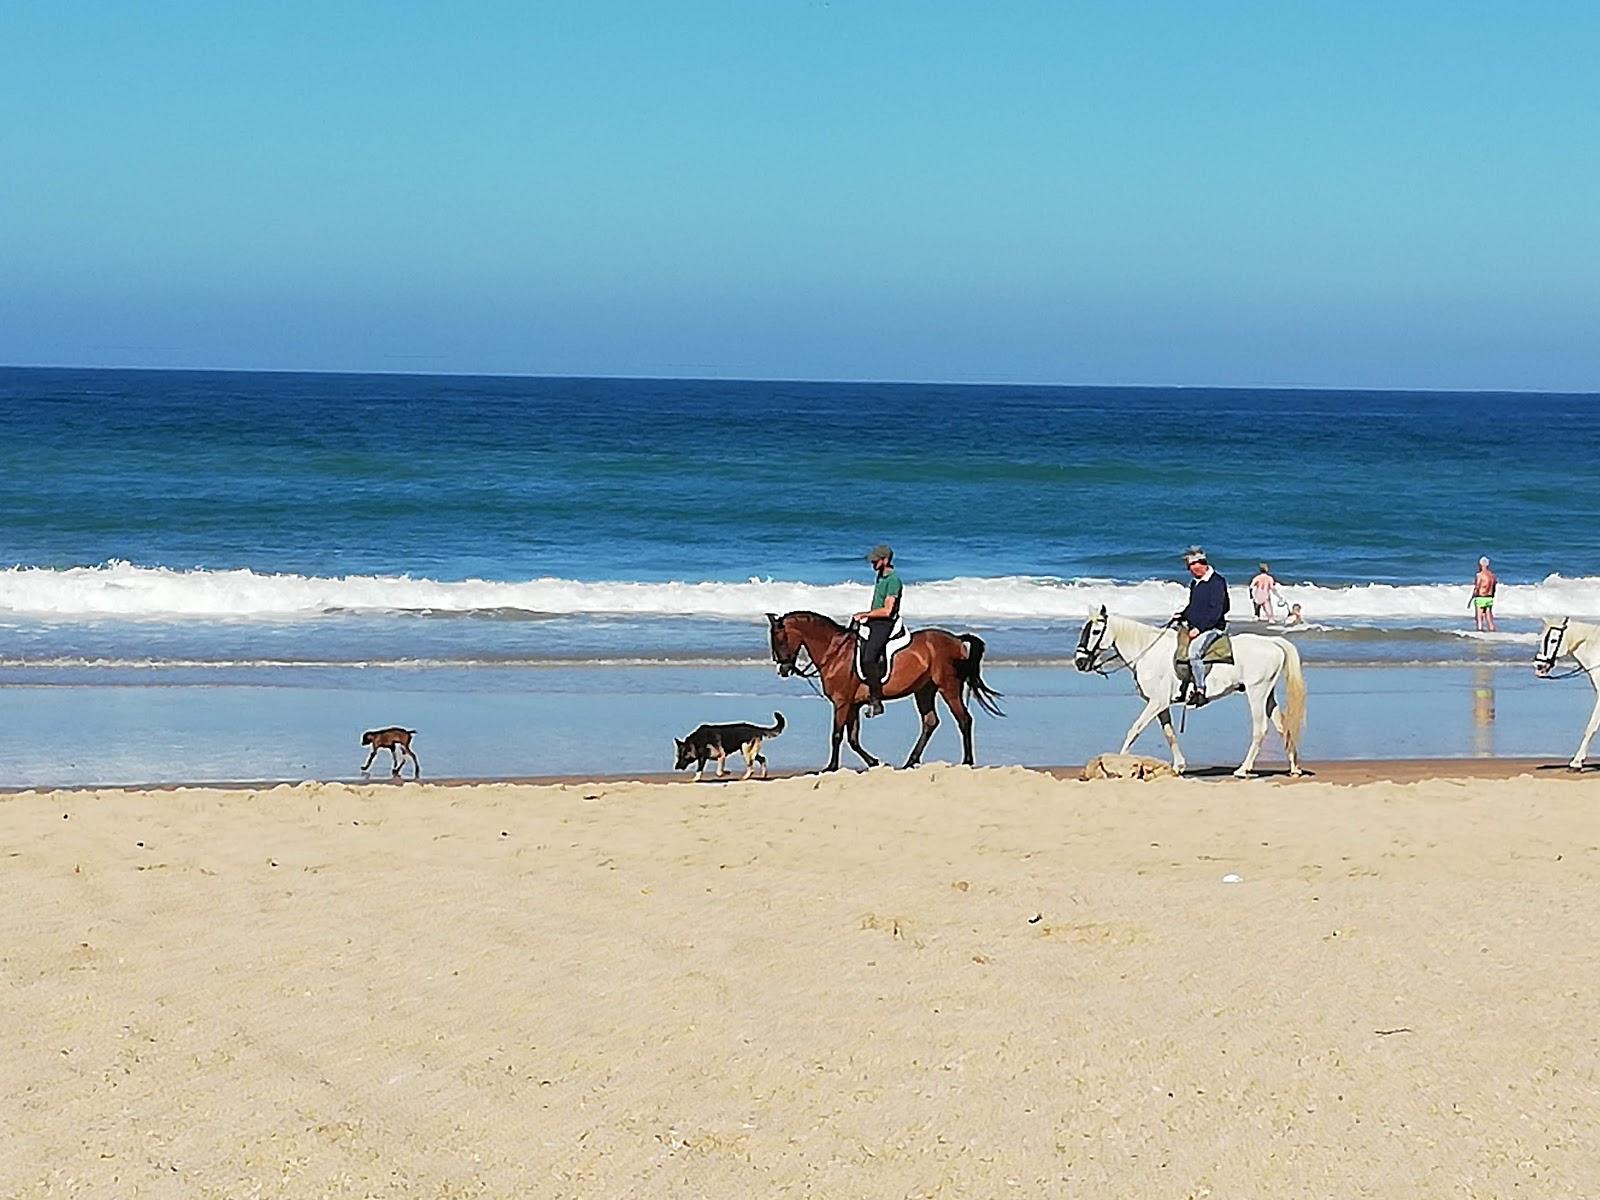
[1180,571,1230,632]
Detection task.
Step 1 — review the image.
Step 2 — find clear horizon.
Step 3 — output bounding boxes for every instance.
[5,2,1597,391]
[3,362,1598,397]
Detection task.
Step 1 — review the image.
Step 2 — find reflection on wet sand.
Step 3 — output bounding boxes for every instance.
[1473,665,1496,756]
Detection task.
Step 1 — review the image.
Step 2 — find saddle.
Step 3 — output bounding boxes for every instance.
[1173,633,1234,693]
[855,619,912,682]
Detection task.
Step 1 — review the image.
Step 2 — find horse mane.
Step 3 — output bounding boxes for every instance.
[1105,611,1156,635]
[783,609,847,633]
[1553,617,1599,654]
[1105,611,1165,643]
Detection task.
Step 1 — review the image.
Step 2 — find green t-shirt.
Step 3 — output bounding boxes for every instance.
[871,569,903,615]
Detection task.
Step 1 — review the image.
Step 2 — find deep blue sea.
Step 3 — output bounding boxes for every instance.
[1,367,1596,782]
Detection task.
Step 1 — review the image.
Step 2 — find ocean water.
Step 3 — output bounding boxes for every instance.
[1,367,1596,781]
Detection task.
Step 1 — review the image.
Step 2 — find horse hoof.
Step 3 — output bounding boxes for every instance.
[1289,768,1305,778]
[1568,762,1586,773]
[1232,769,1253,779]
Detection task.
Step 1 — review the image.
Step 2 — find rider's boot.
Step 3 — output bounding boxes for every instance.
[866,682,885,718]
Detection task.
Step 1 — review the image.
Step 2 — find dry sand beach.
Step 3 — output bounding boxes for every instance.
[5,765,1600,1198]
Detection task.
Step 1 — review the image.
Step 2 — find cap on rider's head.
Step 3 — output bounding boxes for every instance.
[867,544,894,564]
[1183,546,1208,565]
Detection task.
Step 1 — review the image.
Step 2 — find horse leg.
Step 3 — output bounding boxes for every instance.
[846,707,880,768]
[1235,685,1272,778]
[1265,689,1301,776]
[1155,708,1186,775]
[902,685,939,769]
[825,702,848,772]
[1120,697,1166,757]
[935,675,975,765]
[1570,687,1600,770]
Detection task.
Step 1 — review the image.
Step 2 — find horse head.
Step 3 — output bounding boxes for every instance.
[1536,618,1570,677]
[767,612,801,677]
[1074,605,1110,673]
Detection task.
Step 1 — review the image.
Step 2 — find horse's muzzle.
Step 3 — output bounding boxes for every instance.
[1535,662,1552,678]
[1073,651,1092,673]
[777,662,793,678]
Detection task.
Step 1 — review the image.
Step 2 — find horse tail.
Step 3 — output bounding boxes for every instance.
[958,634,1006,717]
[765,711,786,737]
[1278,638,1307,760]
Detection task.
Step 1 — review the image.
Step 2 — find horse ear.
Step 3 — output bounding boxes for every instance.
[1098,604,1107,618]
[766,612,779,625]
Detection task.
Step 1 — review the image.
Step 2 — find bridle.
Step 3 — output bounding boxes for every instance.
[1536,618,1593,680]
[1075,613,1167,677]
[769,614,856,697]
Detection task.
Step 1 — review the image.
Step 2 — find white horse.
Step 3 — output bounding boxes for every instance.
[1074,606,1306,777]
[1535,617,1600,770]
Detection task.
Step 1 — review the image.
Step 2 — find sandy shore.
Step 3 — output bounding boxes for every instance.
[5,765,1599,1197]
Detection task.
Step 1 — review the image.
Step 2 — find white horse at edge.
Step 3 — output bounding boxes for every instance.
[1075,607,1307,777]
[1536,617,1600,769]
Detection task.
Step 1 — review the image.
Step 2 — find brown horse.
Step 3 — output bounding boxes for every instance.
[766,611,1004,771]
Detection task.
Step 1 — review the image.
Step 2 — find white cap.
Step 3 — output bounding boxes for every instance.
[1479,556,1490,566]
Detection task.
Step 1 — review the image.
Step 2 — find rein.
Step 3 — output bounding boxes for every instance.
[774,618,858,697]
[1085,623,1169,677]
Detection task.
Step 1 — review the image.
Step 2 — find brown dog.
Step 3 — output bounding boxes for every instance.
[361,727,420,779]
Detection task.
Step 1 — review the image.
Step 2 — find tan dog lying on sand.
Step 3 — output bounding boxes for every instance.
[1081,753,1177,781]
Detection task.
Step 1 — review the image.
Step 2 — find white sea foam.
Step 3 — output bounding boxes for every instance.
[2,561,1598,623]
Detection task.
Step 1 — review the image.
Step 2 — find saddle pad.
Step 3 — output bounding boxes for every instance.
[855,620,912,681]
[1175,635,1234,670]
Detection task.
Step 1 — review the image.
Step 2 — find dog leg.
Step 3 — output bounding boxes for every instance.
[406,746,420,780]
[390,745,403,777]
[361,747,378,773]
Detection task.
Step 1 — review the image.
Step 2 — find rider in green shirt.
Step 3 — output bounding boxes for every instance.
[853,544,904,717]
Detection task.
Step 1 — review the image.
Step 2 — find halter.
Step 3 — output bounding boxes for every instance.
[1535,618,1594,680]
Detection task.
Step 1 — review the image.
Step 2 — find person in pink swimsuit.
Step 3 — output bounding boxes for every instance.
[1249,563,1282,621]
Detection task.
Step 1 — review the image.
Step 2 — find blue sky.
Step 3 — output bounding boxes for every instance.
[3,2,1596,387]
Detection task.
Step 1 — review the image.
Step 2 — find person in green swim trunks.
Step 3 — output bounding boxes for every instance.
[1471,556,1498,632]
[853,544,904,718]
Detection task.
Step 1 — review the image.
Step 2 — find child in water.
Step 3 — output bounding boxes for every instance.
[1283,603,1304,627]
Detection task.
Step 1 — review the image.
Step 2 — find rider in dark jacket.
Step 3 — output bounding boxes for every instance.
[1177,546,1229,705]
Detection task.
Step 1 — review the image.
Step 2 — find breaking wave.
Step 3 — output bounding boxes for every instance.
[2,561,1597,623]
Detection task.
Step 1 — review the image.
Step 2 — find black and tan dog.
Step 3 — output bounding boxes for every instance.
[674,712,785,781]
[361,727,420,779]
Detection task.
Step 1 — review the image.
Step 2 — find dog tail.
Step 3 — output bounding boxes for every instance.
[765,711,786,737]
[958,634,1006,717]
